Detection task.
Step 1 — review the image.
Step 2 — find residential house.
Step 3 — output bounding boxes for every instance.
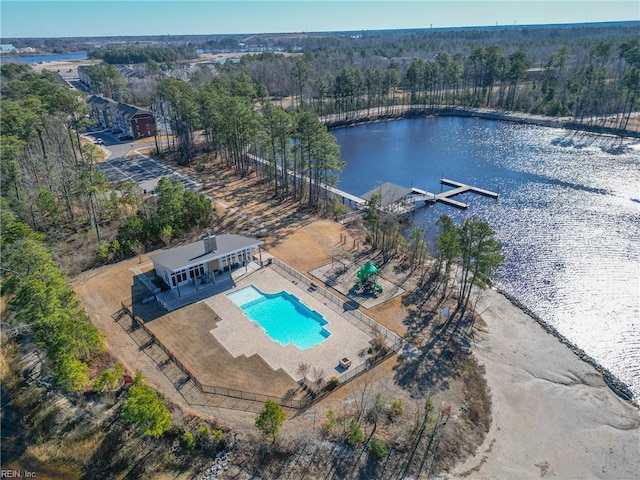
[115,102,156,139]
[87,95,115,128]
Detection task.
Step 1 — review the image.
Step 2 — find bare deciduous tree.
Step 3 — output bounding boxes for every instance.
[311,367,325,386]
[297,361,311,385]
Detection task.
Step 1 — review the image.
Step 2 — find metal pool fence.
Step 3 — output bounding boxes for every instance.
[119,259,405,410]
[269,258,406,349]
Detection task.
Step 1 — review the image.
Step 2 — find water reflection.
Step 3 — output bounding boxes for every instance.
[333,117,640,398]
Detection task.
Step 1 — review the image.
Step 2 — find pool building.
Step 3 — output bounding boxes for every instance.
[150,234,263,291]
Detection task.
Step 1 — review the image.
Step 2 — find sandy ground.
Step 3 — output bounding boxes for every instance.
[448,289,640,479]
[28,58,100,76]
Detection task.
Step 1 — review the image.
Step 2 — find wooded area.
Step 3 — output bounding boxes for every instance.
[88,46,198,65]
[3,24,638,257]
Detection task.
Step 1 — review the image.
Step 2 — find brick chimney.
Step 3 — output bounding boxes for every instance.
[204,235,217,253]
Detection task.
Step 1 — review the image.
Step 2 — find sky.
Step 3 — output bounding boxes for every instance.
[1,0,638,39]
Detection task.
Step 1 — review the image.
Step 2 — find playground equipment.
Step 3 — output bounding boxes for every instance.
[356,261,384,295]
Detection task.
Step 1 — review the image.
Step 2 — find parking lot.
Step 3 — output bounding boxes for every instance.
[88,130,199,194]
[97,153,199,194]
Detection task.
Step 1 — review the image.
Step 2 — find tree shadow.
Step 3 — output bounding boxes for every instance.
[394,296,477,397]
[81,426,130,480]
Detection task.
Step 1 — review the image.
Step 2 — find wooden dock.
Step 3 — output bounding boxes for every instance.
[440,178,500,199]
[245,151,495,212]
[246,153,366,207]
[407,179,499,210]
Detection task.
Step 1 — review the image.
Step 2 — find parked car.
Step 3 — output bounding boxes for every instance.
[111,128,123,134]
[119,135,133,141]
[94,138,104,145]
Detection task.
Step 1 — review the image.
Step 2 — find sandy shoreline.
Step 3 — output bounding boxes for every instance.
[497,287,635,403]
[447,287,640,479]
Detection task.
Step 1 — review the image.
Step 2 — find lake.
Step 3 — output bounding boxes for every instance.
[332,116,640,400]
[0,51,88,64]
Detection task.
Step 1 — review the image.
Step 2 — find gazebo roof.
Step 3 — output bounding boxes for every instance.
[361,182,412,208]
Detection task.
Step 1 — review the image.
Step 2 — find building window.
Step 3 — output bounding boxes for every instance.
[189,264,205,279]
[171,269,188,287]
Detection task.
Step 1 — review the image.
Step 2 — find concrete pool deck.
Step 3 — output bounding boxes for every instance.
[204,267,375,383]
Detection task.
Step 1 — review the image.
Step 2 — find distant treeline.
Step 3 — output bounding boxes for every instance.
[216,26,640,128]
[88,46,198,64]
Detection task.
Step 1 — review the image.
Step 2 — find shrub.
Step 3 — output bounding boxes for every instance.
[389,399,404,419]
[52,354,90,391]
[96,244,110,262]
[122,372,172,438]
[182,431,196,451]
[374,393,387,410]
[255,400,286,444]
[327,196,348,217]
[198,425,224,450]
[347,418,364,444]
[327,376,340,390]
[369,438,388,461]
[369,325,389,358]
[210,429,223,448]
[324,409,337,433]
[93,364,125,393]
[109,239,121,255]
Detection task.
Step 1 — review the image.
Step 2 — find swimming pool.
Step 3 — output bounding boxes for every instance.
[227,286,330,349]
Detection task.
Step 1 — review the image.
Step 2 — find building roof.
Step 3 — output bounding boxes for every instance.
[150,234,264,272]
[86,95,150,119]
[361,182,412,208]
[116,102,150,120]
[87,94,116,110]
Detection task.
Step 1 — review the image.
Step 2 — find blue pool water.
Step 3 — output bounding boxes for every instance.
[227,286,330,349]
